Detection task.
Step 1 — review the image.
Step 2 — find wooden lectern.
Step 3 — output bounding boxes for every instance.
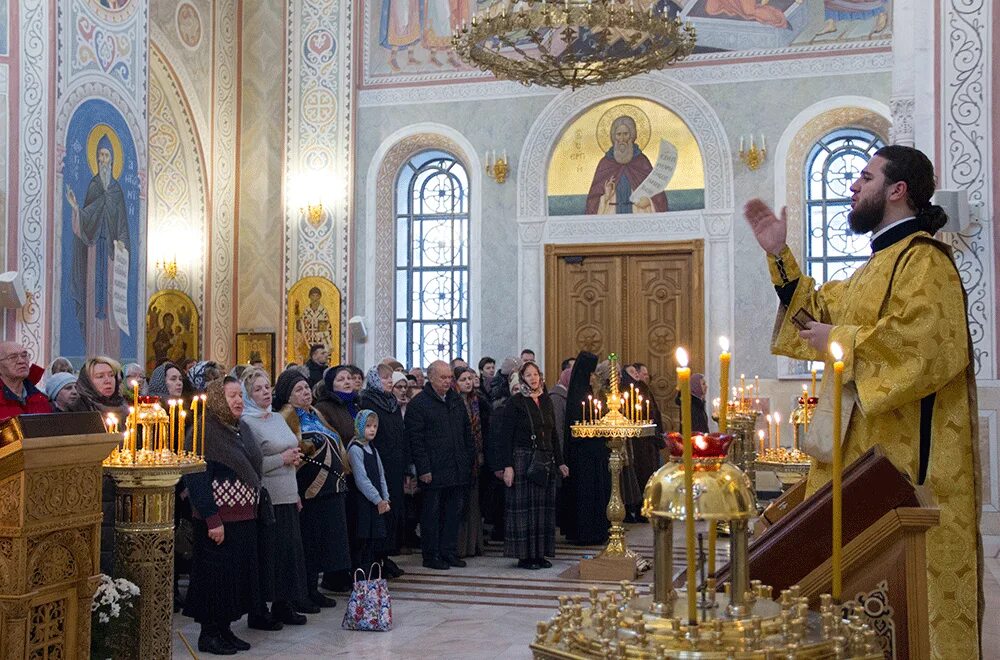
[0,413,119,660]
[716,447,938,660]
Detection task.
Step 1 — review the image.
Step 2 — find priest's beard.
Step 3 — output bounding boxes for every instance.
[847,187,888,234]
[613,142,634,164]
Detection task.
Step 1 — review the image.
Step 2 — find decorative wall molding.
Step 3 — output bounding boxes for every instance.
[941,0,995,379]
[358,51,893,108]
[207,0,238,364]
[364,124,483,368]
[147,45,207,326]
[888,95,915,146]
[285,0,354,360]
[15,0,51,356]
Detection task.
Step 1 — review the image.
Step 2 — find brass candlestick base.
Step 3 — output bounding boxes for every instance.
[106,462,204,659]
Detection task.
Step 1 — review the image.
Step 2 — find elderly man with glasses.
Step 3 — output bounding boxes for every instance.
[0,342,51,421]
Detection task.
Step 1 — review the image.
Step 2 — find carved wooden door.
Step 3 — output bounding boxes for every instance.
[545,242,704,433]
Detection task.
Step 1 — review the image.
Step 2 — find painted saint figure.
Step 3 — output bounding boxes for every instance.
[380,0,423,72]
[295,287,333,360]
[66,131,130,358]
[422,0,467,67]
[585,116,668,215]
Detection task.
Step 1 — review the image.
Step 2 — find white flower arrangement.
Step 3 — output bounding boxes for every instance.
[91,574,140,659]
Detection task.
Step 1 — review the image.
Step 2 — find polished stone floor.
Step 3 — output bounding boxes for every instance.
[171,526,1000,659]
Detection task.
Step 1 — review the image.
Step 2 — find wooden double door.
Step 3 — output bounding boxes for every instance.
[544,241,704,432]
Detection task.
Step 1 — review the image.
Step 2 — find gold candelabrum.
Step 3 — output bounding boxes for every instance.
[757,396,814,481]
[531,438,882,659]
[571,354,656,579]
[485,149,509,184]
[738,133,767,171]
[103,392,206,658]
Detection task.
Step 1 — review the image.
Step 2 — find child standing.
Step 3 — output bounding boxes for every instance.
[347,410,391,572]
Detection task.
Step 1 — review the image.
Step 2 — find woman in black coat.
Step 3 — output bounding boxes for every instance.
[358,365,408,577]
[493,362,568,569]
[182,377,262,655]
[557,352,609,545]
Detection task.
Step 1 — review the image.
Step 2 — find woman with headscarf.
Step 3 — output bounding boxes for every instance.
[181,377,262,655]
[346,409,391,573]
[359,364,407,576]
[273,368,353,601]
[557,351,609,545]
[121,362,147,399]
[47,356,74,376]
[312,364,359,444]
[493,362,567,569]
[453,366,490,558]
[148,361,197,612]
[70,357,130,574]
[239,368,313,629]
[189,360,225,393]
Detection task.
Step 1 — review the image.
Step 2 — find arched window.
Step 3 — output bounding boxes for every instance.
[394,151,470,367]
[804,128,885,284]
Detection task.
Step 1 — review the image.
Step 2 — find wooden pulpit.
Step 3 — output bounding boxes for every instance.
[716,447,938,660]
[0,413,119,660]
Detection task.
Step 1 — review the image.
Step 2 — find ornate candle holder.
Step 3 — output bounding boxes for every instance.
[531,436,882,659]
[102,395,206,658]
[571,354,656,578]
[790,394,818,453]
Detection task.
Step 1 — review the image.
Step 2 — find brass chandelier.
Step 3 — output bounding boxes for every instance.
[451,0,698,89]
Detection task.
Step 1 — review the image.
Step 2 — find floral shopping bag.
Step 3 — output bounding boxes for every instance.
[342,563,393,631]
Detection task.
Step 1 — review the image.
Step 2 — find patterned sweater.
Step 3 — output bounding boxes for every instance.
[184,460,259,529]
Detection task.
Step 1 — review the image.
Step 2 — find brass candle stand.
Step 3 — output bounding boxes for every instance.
[103,397,205,658]
[571,354,656,580]
[756,396,813,487]
[531,438,882,659]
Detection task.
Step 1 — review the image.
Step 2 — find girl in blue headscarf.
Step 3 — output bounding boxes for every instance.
[346,409,391,573]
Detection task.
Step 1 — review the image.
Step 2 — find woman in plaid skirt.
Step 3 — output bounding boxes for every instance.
[493,362,569,569]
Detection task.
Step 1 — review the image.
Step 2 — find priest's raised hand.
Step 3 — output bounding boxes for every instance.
[743,198,787,256]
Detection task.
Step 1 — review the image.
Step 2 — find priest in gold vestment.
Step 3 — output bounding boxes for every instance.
[745,145,982,659]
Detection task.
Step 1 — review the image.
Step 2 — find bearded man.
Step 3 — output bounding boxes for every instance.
[585,115,668,215]
[66,135,130,357]
[744,145,982,659]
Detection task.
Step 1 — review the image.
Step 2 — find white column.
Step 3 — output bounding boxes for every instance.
[517,217,547,365]
[704,211,734,400]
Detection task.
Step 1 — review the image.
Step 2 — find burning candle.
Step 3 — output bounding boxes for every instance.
[718,337,730,433]
[758,429,765,455]
[201,394,207,454]
[830,342,845,601]
[127,407,135,452]
[765,413,773,447]
[754,375,760,398]
[130,380,139,438]
[675,346,696,624]
[191,397,199,455]
[179,410,188,454]
[644,398,650,422]
[811,368,817,398]
[739,374,746,404]
[587,395,593,423]
[773,411,781,449]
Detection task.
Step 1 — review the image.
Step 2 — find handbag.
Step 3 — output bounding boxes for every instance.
[257,486,276,526]
[342,563,393,632]
[524,401,554,487]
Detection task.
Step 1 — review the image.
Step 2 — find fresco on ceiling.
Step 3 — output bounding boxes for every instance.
[361,0,892,87]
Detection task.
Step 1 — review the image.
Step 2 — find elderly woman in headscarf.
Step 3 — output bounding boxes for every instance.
[359,364,407,576]
[48,356,74,376]
[121,362,147,400]
[181,377,262,655]
[312,364,359,444]
[453,366,491,558]
[273,367,353,601]
[239,367,312,629]
[346,409,391,573]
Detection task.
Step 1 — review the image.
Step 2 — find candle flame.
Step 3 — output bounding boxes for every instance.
[758,430,765,439]
[774,411,781,424]
[130,379,138,387]
[719,336,729,352]
[830,341,844,361]
[674,347,689,368]
[766,414,772,423]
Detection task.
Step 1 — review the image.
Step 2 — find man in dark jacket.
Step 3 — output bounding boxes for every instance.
[405,360,474,570]
[0,342,51,421]
[303,344,328,387]
[675,372,711,434]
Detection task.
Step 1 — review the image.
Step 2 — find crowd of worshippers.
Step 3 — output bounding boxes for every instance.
[0,340,706,655]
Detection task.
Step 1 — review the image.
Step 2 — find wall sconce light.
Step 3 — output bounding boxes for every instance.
[486,149,509,184]
[300,203,325,228]
[738,134,767,171]
[155,257,179,280]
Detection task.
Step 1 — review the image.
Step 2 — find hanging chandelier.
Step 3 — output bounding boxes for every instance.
[451,0,697,89]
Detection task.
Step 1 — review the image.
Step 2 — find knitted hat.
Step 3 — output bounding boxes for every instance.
[391,371,408,386]
[45,372,77,402]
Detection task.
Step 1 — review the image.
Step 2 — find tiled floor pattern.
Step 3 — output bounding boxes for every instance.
[172,528,1000,659]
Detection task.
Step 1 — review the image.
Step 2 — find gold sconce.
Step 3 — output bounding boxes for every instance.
[301,203,325,228]
[738,134,767,171]
[155,257,179,280]
[485,149,509,184]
